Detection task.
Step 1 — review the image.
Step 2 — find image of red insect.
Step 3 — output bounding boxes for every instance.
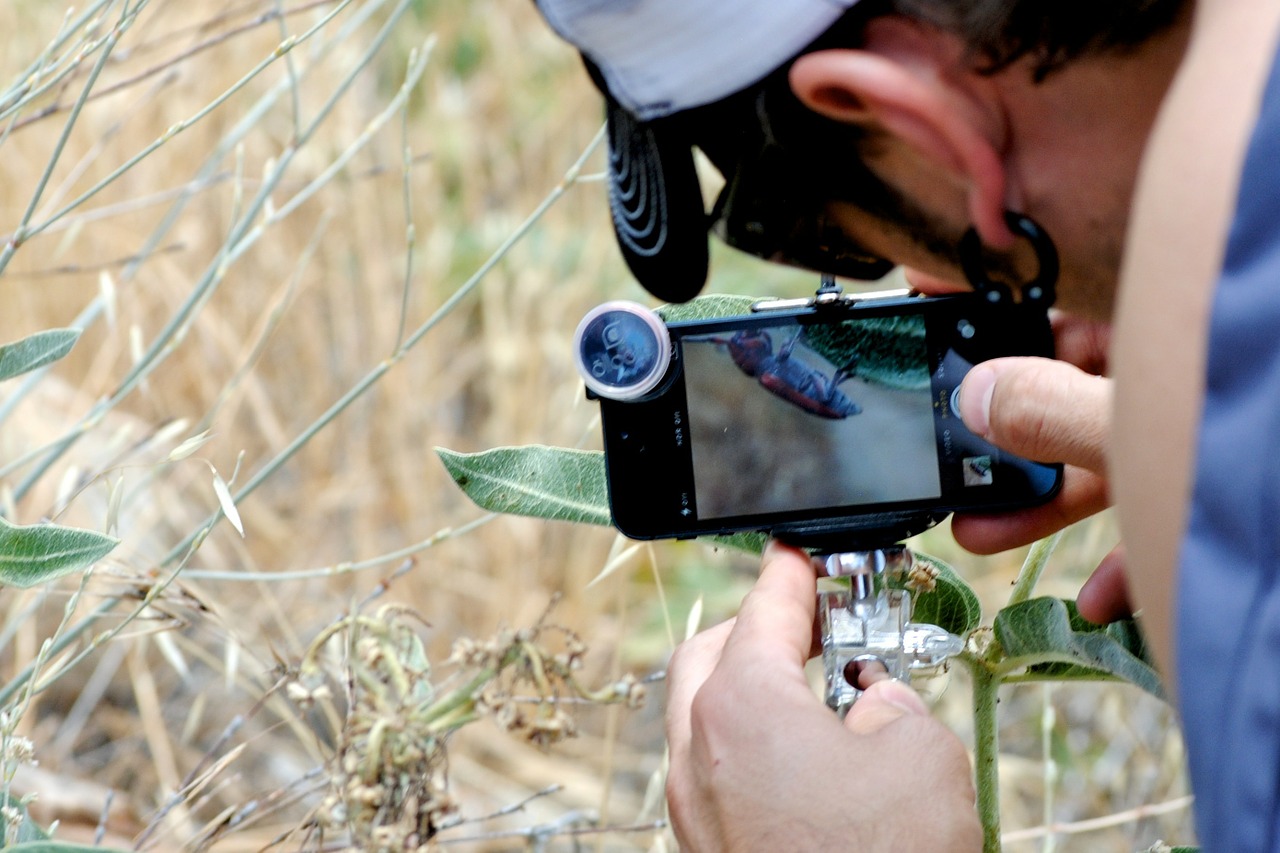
[691,327,863,419]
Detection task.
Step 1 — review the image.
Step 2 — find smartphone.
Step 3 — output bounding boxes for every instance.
[574,291,1063,545]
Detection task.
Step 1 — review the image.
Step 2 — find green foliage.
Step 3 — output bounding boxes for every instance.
[0,329,79,383]
[657,294,757,323]
[805,315,929,391]
[907,552,982,636]
[436,445,769,554]
[993,596,1164,699]
[435,445,611,527]
[436,441,1161,703]
[659,293,930,390]
[0,517,118,589]
[0,329,117,589]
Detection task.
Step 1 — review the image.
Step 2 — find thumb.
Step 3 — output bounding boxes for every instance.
[843,679,929,735]
[958,356,1110,473]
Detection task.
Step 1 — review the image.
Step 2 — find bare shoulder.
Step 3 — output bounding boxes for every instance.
[1110,0,1280,690]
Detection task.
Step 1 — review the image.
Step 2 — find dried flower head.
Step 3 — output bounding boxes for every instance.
[906,562,940,594]
[298,601,645,848]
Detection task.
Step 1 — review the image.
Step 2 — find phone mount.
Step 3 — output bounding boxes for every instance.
[813,544,965,716]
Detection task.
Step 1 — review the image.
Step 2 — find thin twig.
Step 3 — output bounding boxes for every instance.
[0,1,144,275]
[15,0,361,249]
[4,0,343,134]
[0,2,117,125]
[6,0,387,504]
[436,819,668,846]
[159,123,604,569]
[0,242,186,278]
[179,516,495,582]
[1001,795,1194,844]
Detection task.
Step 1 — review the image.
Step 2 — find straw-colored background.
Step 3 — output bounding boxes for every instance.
[0,1,1190,849]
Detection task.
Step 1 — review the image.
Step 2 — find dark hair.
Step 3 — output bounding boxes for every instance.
[828,0,1189,80]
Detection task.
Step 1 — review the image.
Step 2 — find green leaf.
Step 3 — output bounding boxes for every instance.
[0,329,80,383]
[706,531,770,555]
[907,552,982,637]
[993,597,1164,699]
[657,294,758,323]
[0,517,119,589]
[437,446,770,554]
[436,445,612,526]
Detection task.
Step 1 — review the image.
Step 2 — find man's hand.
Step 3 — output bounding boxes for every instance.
[664,542,982,852]
[951,314,1131,622]
[952,354,1110,550]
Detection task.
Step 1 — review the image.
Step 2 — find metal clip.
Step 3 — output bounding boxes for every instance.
[750,275,913,313]
[815,547,964,717]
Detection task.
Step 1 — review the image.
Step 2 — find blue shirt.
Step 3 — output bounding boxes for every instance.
[1178,36,1280,851]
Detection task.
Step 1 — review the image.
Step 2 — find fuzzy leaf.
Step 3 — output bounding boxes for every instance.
[0,517,119,588]
[907,552,982,637]
[437,445,769,554]
[657,294,758,323]
[993,596,1164,699]
[436,445,612,526]
[0,329,80,382]
[707,531,770,555]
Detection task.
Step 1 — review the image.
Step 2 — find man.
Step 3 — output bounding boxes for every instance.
[535,0,1280,848]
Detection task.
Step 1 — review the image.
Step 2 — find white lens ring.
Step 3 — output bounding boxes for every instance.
[573,300,672,401]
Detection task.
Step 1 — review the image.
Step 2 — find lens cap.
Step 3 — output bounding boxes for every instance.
[573,301,672,401]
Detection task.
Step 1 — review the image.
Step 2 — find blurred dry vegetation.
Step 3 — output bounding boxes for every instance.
[0,0,1190,850]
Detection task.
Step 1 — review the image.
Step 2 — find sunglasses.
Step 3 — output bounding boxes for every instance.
[666,61,898,281]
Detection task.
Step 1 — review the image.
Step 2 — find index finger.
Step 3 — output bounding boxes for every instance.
[714,542,819,684]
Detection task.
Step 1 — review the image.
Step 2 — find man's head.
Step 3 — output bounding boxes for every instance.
[537,0,1189,318]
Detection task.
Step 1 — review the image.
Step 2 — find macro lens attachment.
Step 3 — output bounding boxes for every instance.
[573,301,672,401]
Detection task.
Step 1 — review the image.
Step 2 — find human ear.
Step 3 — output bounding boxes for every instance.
[789,20,1014,247]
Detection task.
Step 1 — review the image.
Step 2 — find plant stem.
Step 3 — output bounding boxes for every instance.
[421,666,497,733]
[970,658,1003,853]
[1007,532,1062,608]
[0,3,148,276]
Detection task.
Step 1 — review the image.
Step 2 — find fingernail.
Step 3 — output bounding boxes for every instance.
[873,680,929,716]
[958,364,996,438]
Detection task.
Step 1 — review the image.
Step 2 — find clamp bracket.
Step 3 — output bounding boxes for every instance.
[815,546,964,717]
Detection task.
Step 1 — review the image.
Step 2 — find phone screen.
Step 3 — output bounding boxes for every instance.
[682,315,941,519]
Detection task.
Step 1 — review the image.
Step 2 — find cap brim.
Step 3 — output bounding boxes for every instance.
[604,98,709,303]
